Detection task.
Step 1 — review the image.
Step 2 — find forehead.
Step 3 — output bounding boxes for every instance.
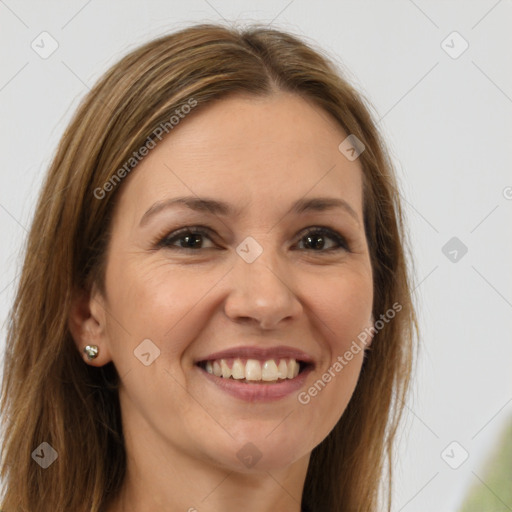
[115,92,364,224]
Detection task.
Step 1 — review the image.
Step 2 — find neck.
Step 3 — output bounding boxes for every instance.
[106,452,309,512]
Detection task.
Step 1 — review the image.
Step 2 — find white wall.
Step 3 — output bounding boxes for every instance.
[1,1,511,511]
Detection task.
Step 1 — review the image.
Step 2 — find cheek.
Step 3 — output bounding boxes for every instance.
[102,263,220,430]
[306,267,373,354]
[105,260,225,359]
[297,268,371,419]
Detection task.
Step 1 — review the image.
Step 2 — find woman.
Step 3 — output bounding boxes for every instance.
[0,23,418,512]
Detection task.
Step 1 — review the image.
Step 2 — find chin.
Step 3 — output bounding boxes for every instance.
[204,430,309,473]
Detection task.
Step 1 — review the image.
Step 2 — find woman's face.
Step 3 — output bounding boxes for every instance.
[91,92,373,472]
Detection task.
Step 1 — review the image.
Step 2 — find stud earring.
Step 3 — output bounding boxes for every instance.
[83,344,99,360]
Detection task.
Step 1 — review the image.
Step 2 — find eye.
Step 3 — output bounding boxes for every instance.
[294,227,350,253]
[155,226,217,251]
[154,225,350,253]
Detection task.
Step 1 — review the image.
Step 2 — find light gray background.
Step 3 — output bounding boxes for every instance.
[1,1,511,511]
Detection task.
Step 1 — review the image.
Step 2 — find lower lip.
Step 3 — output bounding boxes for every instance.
[196,365,313,402]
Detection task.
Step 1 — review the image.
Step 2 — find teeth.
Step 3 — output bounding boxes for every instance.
[262,360,279,381]
[203,358,302,381]
[287,359,298,379]
[221,359,231,378]
[245,359,262,380]
[277,359,288,379]
[232,359,245,379]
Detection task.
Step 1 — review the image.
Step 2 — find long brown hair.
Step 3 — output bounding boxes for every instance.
[0,22,418,511]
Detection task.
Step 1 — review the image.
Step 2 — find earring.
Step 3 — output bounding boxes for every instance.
[83,344,99,360]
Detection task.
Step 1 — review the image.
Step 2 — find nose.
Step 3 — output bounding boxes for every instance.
[223,247,303,330]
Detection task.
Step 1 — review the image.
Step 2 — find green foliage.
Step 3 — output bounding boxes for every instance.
[459,418,512,512]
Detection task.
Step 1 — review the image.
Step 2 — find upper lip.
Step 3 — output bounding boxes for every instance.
[195,345,315,365]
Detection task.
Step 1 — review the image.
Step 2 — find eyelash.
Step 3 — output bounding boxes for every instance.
[153,225,350,254]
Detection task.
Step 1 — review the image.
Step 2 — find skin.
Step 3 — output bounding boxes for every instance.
[69,91,374,512]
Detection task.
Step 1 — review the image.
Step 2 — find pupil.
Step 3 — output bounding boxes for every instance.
[306,234,324,250]
[183,234,201,248]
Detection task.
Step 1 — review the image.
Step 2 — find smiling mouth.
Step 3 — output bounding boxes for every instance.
[196,357,312,383]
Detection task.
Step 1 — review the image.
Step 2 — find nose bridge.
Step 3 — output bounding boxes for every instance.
[224,235,301,328]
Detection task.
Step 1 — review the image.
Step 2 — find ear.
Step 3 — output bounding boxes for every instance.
[68,283,113,367]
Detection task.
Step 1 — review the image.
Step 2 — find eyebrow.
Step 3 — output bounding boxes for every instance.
[139,195,360,227]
